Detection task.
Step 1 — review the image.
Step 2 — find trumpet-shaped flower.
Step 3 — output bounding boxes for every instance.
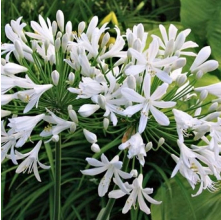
[109,174,161,214]
[122,74,176,133]
[81,154,132,197]
[195,82,221,98]
[8,114,45,147]
[15,140,50,182]
[119,133,146,166]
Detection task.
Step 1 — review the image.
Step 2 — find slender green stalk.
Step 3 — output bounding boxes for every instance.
[100,198,116,220]
[54,137,61,220]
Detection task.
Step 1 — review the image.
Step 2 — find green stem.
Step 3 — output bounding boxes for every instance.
[100,198,116,220]
[54,137,61,220]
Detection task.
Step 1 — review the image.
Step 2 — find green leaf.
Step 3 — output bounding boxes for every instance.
[151,174,221,220]
[180,0,221,73]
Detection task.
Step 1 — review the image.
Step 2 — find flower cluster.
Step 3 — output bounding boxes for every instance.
[1,10,221,215]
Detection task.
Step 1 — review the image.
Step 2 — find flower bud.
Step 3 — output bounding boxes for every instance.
[158,137,165,148]
[62,33,68,53]
[55,38,61,52]
[49,54,55,65]
[199,90,208,101]
[127,75,136,90]
[176,74,187,87]
[52,21,57,36]
[171,58,186,70]
[98,95,106,109]
[31,40,37,51]
[209,102,218,112]
[14,40,24,59]
[52,134,59,142]
[203,112,220,121]
[91,143,100,153]
[194,107,201,116]
[66,21,72,35]
[101,32,110,48]
[83,129,97,143]
[69,109,78,124]
[127,33,134,48]
[78,104,100,117]
[1,58,6,65]
[68,72,75,85]
[51,70,60,86]
[137,24,144,41]
[56,31,62,39]
[78,21,86,35]
[103,118,109,130]
[1,109,12,118]
[56,10,64,32]
[68,105,73,110]
[145,142,152,152]
[44,40,50,52]
[130,169,138,177]
[70,122,76,132]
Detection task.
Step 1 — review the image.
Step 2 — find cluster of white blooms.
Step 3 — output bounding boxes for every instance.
[1,10,220,215]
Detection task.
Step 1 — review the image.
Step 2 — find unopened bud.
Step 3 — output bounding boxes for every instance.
[62,33,68,53]
[130,169,138,177]
[52,134,59,142]
[209,102,218,112]
[164,39,174,57]
[127,33,134,48]
[137,24,144,40]
[101,32,110,48]
[98,95,106,109]
[66,21,72,35]
[103,118,109,130]
[158,137,165,148]
[69,109,78,124]
[44,40,50,51]
[145,142,152,152]
[171,58,186,70]
[127,75,136,90]
[176,74,187,87]
[70,122,76,132]
[78,21,86,35]
[49,55,55,65]
[14,40,24,59]
[56,10,64,32]
[199,90,208,101]
[52,21,57,36]
[1,58,6,65]
[194,107,201,116]
[68,72,75,85]
[83,129,97,144]
[31,40,37,51]
[203,112,220,121]
[55,38,61,52]
[56,31,62,39]
[91,143,100,153]
[51,70,60,86]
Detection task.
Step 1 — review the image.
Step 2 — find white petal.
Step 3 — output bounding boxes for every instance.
[86,158,104,167]
[196,60,218,74]
[33,161,41,182]
[138,113,148,133]
[155,68,172,84]
[159,24,168,45]
[151,83,168,100]
[142,190,162,205]
[98,168,113,197]
[190,46,211,71]
[169,24,178,40]
[153,101,176,108]
[124,104,143,116]
[153,56,177,67]
[122,189,138,214]
[150,106,170,125]
[78,104,100,117]
[108,189,127,199]
[125,64,146,76]
[118,169,133,179]
[138,191,151,215]
[81,166,107,176]
[121,88,145,103]
[148,38,159,61]
[143,74,151,98]
[114,171,130,194]
[128,48,147,64]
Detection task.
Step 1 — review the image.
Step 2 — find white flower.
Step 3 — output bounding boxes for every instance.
[125,38,177,84]
[122,74,176,133]
[195,83,221,98]
[119,133,146,166]
[81,154,132,197]
[190,46,218,75]
[152,24,198,57]
[15,140,50,182]
[15,75,53,113]
[8,114,45,147]
[1,62,28,76]
[26,14,54,44]
[40,109,76,139]
[83,129,97,144]
[109,174,161,214]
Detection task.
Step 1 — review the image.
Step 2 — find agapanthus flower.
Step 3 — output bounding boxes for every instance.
[109,174,161,214]
[81,154,132,197]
